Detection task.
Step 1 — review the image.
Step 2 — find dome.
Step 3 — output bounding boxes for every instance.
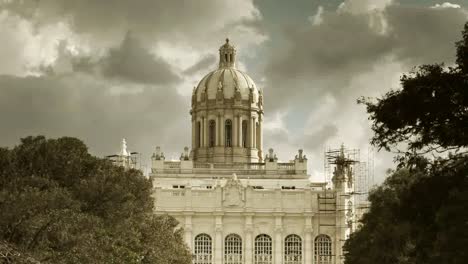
[195,68,259,101]
[193,39,261,103]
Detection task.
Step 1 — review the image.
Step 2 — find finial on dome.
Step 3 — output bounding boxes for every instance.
[226,38,229,43]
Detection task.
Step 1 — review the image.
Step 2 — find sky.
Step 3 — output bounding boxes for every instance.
[0,0,467,183]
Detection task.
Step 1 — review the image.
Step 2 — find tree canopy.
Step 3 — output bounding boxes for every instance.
[359,23,468,162]
[344,22,468,264]
[0,136,192,264]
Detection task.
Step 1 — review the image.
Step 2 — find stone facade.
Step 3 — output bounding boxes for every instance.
[150,40,355,264]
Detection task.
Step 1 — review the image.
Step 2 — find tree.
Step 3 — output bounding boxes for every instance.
[345,22,468,264]
[0,136,192,263]
[359,24,468,163]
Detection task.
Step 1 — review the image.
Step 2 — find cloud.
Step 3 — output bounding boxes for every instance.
[309,6,324,26]
[0,73,189,165]
[338,0,393,14]
[0,0,266,51]
[182,54,217,76]
[431,2,461,9]
[259,1,467,183]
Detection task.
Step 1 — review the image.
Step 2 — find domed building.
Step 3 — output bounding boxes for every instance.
[149,40,356,264]
[190,38,263,163]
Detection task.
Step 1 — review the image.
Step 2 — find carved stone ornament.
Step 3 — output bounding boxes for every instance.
[223,173,245,207]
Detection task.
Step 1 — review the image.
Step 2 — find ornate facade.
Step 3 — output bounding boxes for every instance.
[150,40,355,264]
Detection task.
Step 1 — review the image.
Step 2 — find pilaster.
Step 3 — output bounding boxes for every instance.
[214,214,223,264]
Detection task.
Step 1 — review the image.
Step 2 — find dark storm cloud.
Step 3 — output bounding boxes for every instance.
[38,34,181,85]
[0,0,263,48]
[0,73,189,160]
[263,4,467,111]
[96,33,180,85]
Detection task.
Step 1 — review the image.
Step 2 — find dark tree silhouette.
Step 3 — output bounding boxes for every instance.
[0,136,192,264]
[345,22,468,264]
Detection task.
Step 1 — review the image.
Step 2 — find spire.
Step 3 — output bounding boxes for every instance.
[219,38,236,69]
[120,138,129,156]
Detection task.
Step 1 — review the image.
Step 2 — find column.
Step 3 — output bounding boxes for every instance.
[252,117,256,149]
[245,215,254,263]
[220,115,225,147]
[201,117,205,147]
[304,215,313,264]
[184,214,193,251]
[248,117,254,148]
[274,215,283,264]
[215,215,223,264]
[233,115,238,147]
[191,118,195,149]
[216,115,220,146]
[204,117,208,147]
[238,116,243,147]
[258,116,263,154]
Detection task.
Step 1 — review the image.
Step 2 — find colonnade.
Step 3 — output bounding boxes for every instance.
[192,115,263,151]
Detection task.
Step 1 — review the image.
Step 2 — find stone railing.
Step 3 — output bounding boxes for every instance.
[150,148,308,177]
[151,160,307,177]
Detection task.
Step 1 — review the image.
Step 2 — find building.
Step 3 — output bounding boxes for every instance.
[149,39,357,264]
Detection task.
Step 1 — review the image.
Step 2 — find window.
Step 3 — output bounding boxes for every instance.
[282,186,296,190]
[224,234,242,264]
[194,234,212,264]
[209,120,216,147]
[196,121,201,148]
[253,186,264,189]
[172,185,185,189]
[242,120,248,148]
[225,53,229,62]
[254,234,272,264]
[225,119,232,147]
[284,235,302,264]
[315,235,332,264]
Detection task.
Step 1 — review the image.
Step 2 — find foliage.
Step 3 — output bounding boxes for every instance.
[359,23,468,163]
[0,136,191,263]
[345,22,468,264]
[344,158,468,264]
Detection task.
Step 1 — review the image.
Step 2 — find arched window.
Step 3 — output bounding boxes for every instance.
[209,120,216,147]
[196,121,201,148]
[194,234,212,264]
[242,120,248,148]
[224,234,242,264]
[314,235,332,264]
[254,234,272,264]
[225,119,232,147]
[284,234,302,264]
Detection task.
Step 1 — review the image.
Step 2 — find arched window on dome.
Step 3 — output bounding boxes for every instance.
[224,234,242,264]
[284,234,302,264]
[209,120,216,148]
[196,121,201,148]
[242,120,248,148]
[314,235,332,264]
[225,119,232,147]
[254,234,272,264]
[194,233,212,264]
